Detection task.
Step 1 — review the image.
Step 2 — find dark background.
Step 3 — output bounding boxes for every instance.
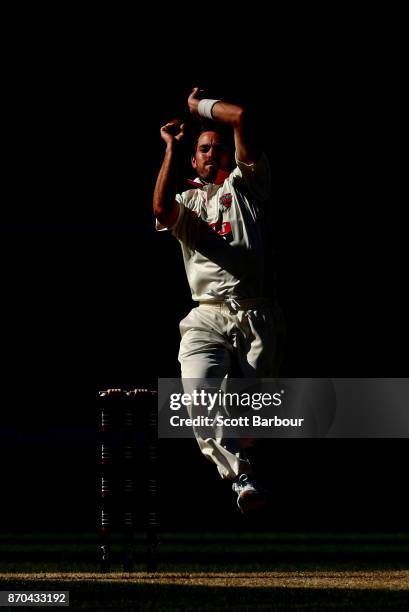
[0,12,406,533]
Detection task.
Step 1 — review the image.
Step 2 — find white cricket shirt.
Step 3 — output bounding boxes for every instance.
[156,153,271,302]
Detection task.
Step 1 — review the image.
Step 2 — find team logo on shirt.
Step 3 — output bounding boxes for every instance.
[220,193,232,209]
[209,221,232,238]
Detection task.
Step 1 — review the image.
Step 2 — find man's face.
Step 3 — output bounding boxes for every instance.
[192,131,231,183]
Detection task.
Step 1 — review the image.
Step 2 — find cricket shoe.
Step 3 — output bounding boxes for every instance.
[232,473,268,514]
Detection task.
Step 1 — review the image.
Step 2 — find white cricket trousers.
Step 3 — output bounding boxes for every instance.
[178,299,283,480]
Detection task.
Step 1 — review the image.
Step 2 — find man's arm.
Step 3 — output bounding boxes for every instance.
[187,88,261,165]
[153,119,185,228]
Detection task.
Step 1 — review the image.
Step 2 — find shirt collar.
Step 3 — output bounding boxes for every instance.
[186,169,229,190]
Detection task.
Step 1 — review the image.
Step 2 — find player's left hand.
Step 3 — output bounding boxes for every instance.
[187,87,205,115]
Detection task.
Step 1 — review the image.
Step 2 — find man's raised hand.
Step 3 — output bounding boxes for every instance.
[160,119,185,145]
[187,87,205,115]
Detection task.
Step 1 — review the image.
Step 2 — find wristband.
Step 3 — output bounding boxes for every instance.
[197,99,220,120]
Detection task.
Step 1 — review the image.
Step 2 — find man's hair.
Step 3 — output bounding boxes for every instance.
[190,119,233,155]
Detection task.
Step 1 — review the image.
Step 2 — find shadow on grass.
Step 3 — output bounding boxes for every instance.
[1,579,409,611]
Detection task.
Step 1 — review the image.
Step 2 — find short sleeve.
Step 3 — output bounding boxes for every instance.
[154,195,183,232]
[230,152,271,202]
[154,188,203,253]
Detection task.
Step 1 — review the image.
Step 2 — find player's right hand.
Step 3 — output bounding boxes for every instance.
[160,119,185,144]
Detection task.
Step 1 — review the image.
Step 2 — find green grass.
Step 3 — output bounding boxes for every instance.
[0,572,408,611]
[1,532,408,572]
[0,533,408,610]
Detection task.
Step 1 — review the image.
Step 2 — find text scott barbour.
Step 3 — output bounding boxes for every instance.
[169,415,304,427]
